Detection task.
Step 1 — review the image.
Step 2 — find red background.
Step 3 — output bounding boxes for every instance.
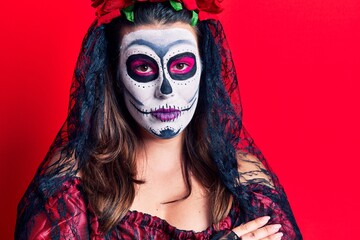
[1,0,359,239]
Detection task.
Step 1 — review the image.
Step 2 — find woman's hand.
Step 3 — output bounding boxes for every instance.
[231,216,283,239]
[212,216,283,240]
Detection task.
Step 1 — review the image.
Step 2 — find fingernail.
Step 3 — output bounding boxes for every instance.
[261,216,271,223]
[272,224,282,230]
[274,232,283,239]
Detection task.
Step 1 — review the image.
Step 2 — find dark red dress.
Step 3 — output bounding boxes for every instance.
[19,177,299,239]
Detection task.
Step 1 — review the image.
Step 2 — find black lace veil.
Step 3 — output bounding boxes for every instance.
[16,4,301,238]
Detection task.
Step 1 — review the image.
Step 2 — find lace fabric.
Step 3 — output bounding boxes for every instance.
[17,177,297,239]
[15,2,302,239]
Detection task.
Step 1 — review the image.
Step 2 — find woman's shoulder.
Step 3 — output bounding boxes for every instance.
[48,176,83,197]
[16,175,89,239]
[235,151,275,189]
[34,150,83,199]
[20,175,86,214]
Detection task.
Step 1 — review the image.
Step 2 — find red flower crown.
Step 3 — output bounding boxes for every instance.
[91,0,224,26]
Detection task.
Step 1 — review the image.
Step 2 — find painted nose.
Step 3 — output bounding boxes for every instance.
[156,77,174,98]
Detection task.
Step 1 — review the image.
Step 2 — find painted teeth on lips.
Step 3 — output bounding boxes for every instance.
[151,108,181,121]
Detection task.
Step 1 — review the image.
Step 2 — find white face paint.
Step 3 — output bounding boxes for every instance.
[119,27,201,139]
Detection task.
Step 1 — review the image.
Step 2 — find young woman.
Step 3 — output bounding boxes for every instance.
[15,1,302,239]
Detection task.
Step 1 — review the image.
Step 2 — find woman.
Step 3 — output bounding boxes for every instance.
[15,1,302,239]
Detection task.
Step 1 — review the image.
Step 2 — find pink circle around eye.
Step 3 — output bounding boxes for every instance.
[169,57,195,74]
[131,60,158,76]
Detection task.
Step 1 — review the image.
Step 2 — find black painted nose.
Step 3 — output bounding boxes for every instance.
[160,77,173,95]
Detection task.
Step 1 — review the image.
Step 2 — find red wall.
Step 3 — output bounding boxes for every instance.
[1,0,359,239]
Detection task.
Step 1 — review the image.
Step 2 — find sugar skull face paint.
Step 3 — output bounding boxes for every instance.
[119,27,201,139]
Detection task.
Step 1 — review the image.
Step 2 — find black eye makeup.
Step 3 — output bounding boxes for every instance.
[167,52,197,80]
[126,54,159,83]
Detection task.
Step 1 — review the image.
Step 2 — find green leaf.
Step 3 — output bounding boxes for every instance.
[169,0,183,11]
[122,5,134,22]
[191,11,198,26]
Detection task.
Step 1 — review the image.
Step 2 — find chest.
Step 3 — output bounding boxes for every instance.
[130,173,211,232]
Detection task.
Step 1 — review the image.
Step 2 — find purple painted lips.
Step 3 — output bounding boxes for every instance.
[151,108,181,121]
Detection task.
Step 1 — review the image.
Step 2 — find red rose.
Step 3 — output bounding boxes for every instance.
[136,0,197,10]
[92,0,133,25]
[91,0,224,25]
[136,0,167,2]
[197,0,223,13]
[92,0,132,16]
[91,0,104,8]
[182,0,198,11]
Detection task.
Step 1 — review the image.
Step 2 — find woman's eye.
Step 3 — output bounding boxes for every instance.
[169,55,195,75]
[135,64,151,73]
[173,63,188,71]
[126,54,159,82]
[129,58,158,76]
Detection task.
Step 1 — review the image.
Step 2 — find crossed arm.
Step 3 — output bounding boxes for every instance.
[213,152,300,240]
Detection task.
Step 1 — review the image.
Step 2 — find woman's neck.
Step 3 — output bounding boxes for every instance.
[136,129,185,177]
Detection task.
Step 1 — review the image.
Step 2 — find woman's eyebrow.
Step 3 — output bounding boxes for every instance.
[125,39,195,58]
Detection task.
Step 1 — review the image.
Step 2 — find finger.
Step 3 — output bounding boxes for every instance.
[232,216,271,236]
[242,224,282,240]
[260,232,284,240]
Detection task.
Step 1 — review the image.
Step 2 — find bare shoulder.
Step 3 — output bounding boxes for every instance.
[236,151,275,189]
[44,150,79,177]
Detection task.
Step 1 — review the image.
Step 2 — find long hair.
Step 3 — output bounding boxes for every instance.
[81,2,233,232]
